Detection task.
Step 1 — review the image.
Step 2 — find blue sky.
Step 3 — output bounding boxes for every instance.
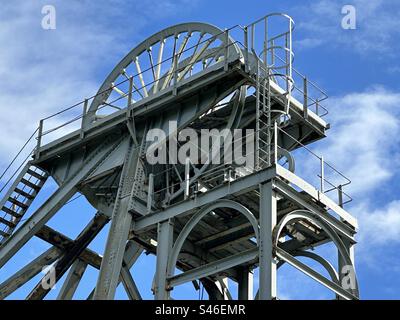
[1,0,400,299]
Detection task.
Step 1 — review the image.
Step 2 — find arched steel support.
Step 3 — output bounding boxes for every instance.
[153,199,259,300]
[254,249,340,300]
[273,209,359,299]
[167,199,259,278]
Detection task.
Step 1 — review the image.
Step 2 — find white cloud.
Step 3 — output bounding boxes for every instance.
[355,200,400,245]
[294,0,400,56]
[317,87,400,195]
[0,0,198,169]
[312,87,400,253]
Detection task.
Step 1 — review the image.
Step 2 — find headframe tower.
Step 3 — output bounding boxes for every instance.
[0,14,359,300]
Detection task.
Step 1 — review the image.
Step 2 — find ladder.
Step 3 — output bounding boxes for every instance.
[255,74,273,169]
[0,162,48,244]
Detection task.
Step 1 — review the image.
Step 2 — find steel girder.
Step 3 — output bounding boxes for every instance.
[57,259,88,300]
[93,140,139,300]
[167,199,260,278]
[145,174,359,301]
[26,213,109,300]
[0,135,125,269]
[273,209,359,298]
[150,199,260,299]
[0,221,143,300]
[0,247,60,299]
[258,181,277,300]
[133,167,277,232]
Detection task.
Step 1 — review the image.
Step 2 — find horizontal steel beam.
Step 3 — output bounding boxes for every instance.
[133,167,276,231]
[274,180,356,243]
[195,221,251,246]
[167,248,258,288]
[36,225,103,269]
[276,166,357,228]
[34,62,244,164]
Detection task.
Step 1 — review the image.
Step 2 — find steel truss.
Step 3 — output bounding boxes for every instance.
[0,13,359,300]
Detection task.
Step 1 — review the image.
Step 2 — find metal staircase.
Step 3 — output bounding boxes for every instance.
[0,162,48,244]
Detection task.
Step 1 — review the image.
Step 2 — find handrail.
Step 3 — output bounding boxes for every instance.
[0,128,38,183]
[276,126,352,205]
[32,13,330,158]
[35,37,244,148]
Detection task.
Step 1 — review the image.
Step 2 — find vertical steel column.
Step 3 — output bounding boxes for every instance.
[258,180,277,300]
[147,173,154,213]
[238,267,253,300]
[338,185,356,299]
[184,158,190,200]
[243,27,249,72]
[224,29,229,71]
[93,141,138,300]
[154,219,174,300]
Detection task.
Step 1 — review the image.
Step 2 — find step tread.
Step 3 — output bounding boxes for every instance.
[7,197,28,209]
[0,217,16,228]
[20,178,41,190]
[1,207,22,219]
[14,188,35,200]
[26,169,46,180]
[0,229,11,238]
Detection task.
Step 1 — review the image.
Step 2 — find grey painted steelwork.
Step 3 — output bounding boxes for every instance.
[0,13,359,300]
[57,259,88,300]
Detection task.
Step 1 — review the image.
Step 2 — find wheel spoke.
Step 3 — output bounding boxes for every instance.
[147,48,157,84]
[88,23,239,121]
[111,82,136,104]
[177,38,214,81]
[134,56,148,97]
[153,39,165,94]
[161,32,191,90]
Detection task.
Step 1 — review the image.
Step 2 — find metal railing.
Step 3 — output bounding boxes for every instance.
[276,126,352,206]
[2,13,340,201]
[32,13,330,155]
[143,122,352,210]
[34,32,244,153]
